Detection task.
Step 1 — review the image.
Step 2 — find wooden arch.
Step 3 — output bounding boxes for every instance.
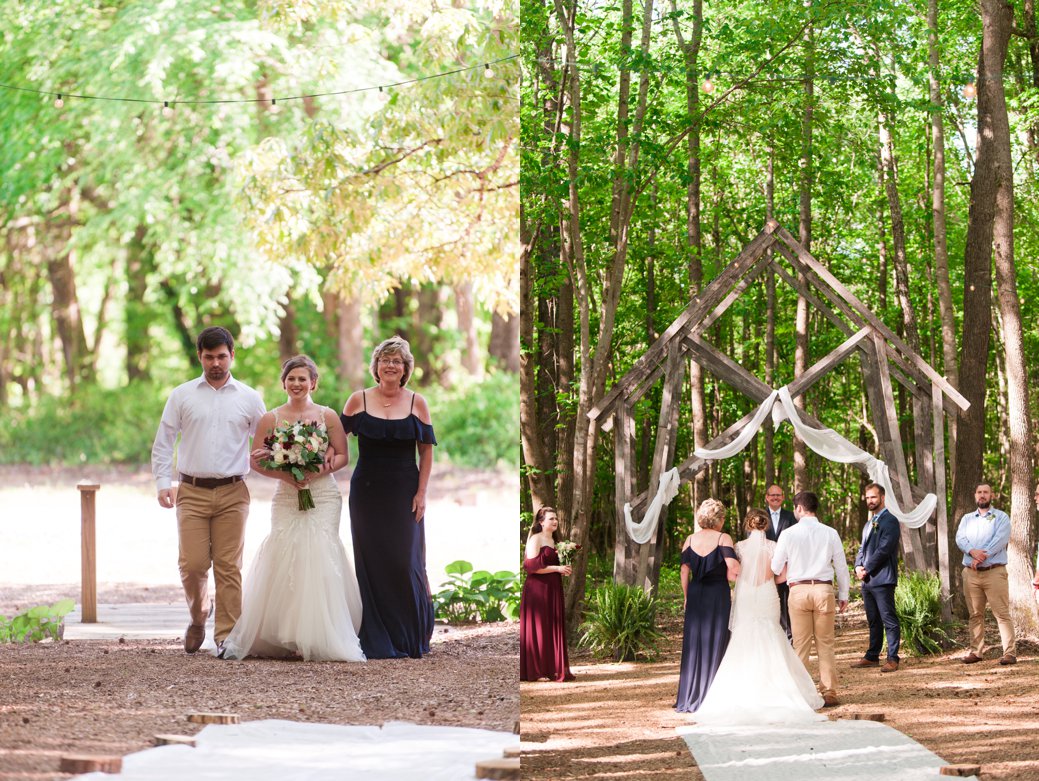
[588,220,969,612]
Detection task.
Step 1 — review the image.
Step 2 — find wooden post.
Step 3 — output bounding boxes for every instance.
[933,384,953,621]
[78,483,100,624]
[613,402,637,586]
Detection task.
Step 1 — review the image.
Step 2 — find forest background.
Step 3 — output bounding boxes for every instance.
[0,0,519,471]
[520,0,1039,634]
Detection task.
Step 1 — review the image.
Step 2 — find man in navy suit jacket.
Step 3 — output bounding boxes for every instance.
[851,483,901,672]
[764,484,797,640]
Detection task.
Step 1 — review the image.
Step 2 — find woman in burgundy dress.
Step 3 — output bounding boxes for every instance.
[520,506,575,682]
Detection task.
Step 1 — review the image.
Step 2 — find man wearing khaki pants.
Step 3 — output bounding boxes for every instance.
[152,327,266,653]
[771,491,850,707]
[955,483,1017,665]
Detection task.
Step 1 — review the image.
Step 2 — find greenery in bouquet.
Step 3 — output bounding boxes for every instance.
[259,419,328,510]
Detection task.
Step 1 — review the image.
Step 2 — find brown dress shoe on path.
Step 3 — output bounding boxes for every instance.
[850,657,880,669]
[881,659,899,673]
[961,652,983,664]
[999,654,1017,666]
[184,624,205,654]
[822,694,840,707]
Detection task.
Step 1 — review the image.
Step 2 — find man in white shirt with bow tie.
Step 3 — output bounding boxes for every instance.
[771,490,849,707]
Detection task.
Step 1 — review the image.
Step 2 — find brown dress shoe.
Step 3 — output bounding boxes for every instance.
[850,657,880,669]
[961,652,983,664]
[184,623,205,654]
[999,654,1017,666]
[822,694,840,707]
[881,659,899,673]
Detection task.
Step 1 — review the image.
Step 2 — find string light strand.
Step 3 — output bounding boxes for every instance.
[0,55,519,108]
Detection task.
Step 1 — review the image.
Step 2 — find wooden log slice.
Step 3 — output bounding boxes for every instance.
[59,755,123,774]
[503,745,521,758]
[476,757,521,780]
[186,712,240,724]
[848,713,886,722]
[153,734,197,746]
[940,766,982,777]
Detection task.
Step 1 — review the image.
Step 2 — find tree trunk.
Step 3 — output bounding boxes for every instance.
[764,146,776,486]
[952,0,1013,609]
[125,225,153,382]
[928,0,958,474]
[46,191,92,391]
[793,21,814,492]
[455,283,483,377]
[671,0,708,511]
[982,0,1038,638]
[278,295,298,364]
[489,310,519,372]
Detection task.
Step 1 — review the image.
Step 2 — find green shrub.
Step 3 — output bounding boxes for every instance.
[894,570,951,655]
[579,583,664,662]
[433,559,520,623]
[0,599,75,643]
[426,372,518,468]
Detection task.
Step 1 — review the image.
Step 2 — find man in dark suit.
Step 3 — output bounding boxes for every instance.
[850,483,901,672]
[764,484,796,640]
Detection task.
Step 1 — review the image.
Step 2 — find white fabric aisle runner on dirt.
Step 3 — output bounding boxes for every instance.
[679,720,976,781]
[76,720,517,781]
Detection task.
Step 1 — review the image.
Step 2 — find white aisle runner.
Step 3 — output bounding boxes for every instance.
[679,721,976,781]
[76,720,517,781]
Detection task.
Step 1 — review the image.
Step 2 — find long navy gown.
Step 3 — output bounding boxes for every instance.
[675,539,736,713]
[342,391,437,659]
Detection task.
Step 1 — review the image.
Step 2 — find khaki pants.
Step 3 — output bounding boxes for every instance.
[789,583,838,698]
[175,480,250,643]
[962,566,1016,657]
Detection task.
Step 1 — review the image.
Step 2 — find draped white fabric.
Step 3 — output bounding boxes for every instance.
[692,386,936,529]
[623,467,680,544]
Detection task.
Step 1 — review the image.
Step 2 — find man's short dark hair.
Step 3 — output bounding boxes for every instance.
[865,483,885,496]
[793,491,819,514]
[196,326,234,354]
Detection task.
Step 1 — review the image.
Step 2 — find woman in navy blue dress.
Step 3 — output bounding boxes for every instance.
[341,336,436,658]
[675,499,740,713]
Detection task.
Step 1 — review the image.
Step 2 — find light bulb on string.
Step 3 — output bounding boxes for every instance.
[702,77,715,94]
[962,82,976,99]
[53,93,64,108]
[162,100,174,117]
[483,63,494,79]
[269,97,280,114]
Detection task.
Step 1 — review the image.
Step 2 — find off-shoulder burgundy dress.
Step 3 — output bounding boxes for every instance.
[341,390,437,659]
[675,537,737,712]
[520,545,575,682]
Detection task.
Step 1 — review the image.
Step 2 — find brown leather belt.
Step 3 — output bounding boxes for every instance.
[788,579,832,586]
[973,563,1005,572]
[180,473,243,489]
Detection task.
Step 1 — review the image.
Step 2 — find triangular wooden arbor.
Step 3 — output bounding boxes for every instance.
[588,219,969,613]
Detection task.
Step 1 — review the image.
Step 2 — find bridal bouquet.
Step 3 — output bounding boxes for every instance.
[556,540,581,567]
[258,419,328,511]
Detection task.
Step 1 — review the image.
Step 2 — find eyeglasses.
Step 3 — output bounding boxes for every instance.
[378,358,405,367]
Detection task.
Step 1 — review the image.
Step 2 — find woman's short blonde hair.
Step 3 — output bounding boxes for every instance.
[696,499,727,531]
[744,508,770,533]
[370,335,415,387]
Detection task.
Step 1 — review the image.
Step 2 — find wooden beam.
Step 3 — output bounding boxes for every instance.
[613,402,636,585]
[636,341,685,591]
[696,250,772,334]
[589,224,780,423]
[774,225,968,411]
[933,383,952,621]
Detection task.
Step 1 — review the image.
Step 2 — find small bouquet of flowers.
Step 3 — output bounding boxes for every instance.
[555,540,581,567]
[258,419,328,511]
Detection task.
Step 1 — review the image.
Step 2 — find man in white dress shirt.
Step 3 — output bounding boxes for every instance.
[152,327,266,653]
[771,491,849,707]
[955,483,1016,665]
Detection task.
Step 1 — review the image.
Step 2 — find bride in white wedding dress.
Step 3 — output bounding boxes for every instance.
[692,509,822,724]
[221,356,365,663]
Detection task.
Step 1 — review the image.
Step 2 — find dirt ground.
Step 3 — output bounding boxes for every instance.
[520,604,1039,780]
[0,622,518,780]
